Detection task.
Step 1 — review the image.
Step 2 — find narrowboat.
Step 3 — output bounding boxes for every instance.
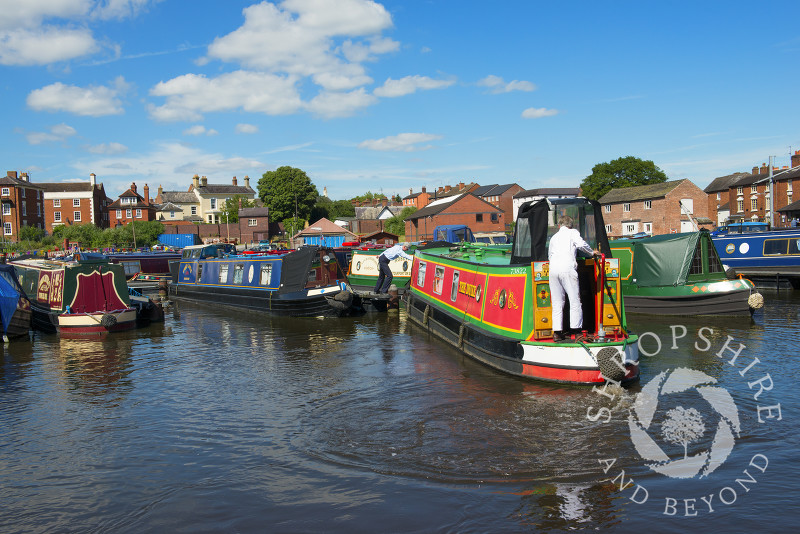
[405,198,640,386]
[610,231,763,315]
[106,250,181,280]
[347,247,414,293]
[169,245,359,317]
[711,227,800,288]
[0,264,32,341]
[10,254,142,336]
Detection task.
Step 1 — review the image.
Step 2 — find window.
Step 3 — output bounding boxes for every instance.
[605,224,612,233]
[20,189,25,198]
[248,219,257,226]
[136,209,142,218]
[73,198,80,207]
[191,206,197,216]
[716,193,721,200]
[210,198,217,209]
[2,204,10,216]
[644,222,652,234]
[604,205,611,213]
[476,213,483,223]
[751,199,758,211]
[737,200,744,212]
[491,213,499,223]
[751,185,758,193]
[219,263,229,283]
[737,186,743,195]
[788,182,793,193]
[170,211,175,218]
[623,203,631,212]
[126,209,132,218]
[233,263,244,284]
[3,223,10,235]
[624,223,637,234]
[689,241,704,275]
[74,211,81,222]
[21,204,26,216]
[197,264,203,281]
[1,188,8,196]
[54,199,61,207]
[116,209,122,218]
[54,211,61,222]
[259,263,273,286]
[432,266,445,295]
[644,200,652,209]
[451,271,460,302]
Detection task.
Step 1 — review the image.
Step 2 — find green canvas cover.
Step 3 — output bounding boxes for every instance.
[627,232,700,287]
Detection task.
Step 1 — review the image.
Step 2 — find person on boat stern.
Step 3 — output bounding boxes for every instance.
[374,242,413,294]
[548,215,600,342]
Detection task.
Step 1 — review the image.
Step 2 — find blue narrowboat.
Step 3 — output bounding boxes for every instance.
[711,227,800,287]
[169,246,358,317]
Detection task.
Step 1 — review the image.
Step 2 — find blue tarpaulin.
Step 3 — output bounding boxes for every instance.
[0,266,22,334]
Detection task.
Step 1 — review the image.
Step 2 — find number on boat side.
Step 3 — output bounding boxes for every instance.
[511,267,527,274]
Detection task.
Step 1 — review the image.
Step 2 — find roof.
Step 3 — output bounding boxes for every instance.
[598,179,689,204]
[155,202,183,211]
[362,230,399,240]
[239,207,269,217]
[160,191,198,203]
[295,217,358,238]
[703,172,749,193]
[777,199,800,212]
[195,184,256,196]
[38,182,96,193]
[0,174,43,190]
[513,187,581,199]
[354,205,403,219]
[472,183,516,197]
[405,192,501,221]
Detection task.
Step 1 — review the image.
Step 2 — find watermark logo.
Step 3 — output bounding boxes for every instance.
[629,368,740,479]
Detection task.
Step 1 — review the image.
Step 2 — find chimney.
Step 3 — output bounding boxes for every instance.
[409,188,413,195]
[193,174,200,189]
[421,186,426,194]
[158,185,163,197]
[244,175,250,188]
[382,198,387,207]
[131,182,137,193]
[792,150,800,169]
[21,172,29,181]
[201,176,208,187]
[458,182,464,190]
[760,163,768,175]
[752,166,759,175]
[90,173,96,187]
[445,185,451,193]
[144,184,150,205]
[6,171,17,179]
[232,176,238,186]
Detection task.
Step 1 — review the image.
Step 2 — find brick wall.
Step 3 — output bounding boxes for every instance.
[404,195,504,240]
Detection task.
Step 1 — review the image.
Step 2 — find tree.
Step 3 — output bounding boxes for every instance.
[580,156,668,200]
[310,196,333,222]
[661,406,706,459]
[384,206,416,236]
[258,166,318,222]
[19,225,45,242]
[220,195,256,223]
[330,200,355,219]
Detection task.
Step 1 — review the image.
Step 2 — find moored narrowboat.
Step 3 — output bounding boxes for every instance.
[711,227,800,288]
[10,254,141,336]
[611,231,763,315]
[169,245,358,317]
[347,247,414,293]
[0,264,32,341]
[405,198,640,386]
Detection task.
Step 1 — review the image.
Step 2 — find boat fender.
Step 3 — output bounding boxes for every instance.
[101,314,118,328]
[748,292,764,310]
[596,347,626,382]
[458,324,466,347]
[334,290,353,303]
[423,304,430,326]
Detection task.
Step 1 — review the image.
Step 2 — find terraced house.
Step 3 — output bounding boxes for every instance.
[40,173,110,233]
[154,175,256,224]
[0,171,45,241]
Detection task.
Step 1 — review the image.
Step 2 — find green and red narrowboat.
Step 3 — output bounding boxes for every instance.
[10,254,140,336]
[405,198,640,386]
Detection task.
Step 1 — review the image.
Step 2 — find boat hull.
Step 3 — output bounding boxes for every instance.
[406,291,639,386]
[31,304,138,336]
[622,287,753,315]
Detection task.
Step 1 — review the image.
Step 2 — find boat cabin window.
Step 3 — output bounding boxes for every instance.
[416,261,426,287]
[764,238,800,256]
[260,263,272,286]
[219,263,229,283]
[233,263,244,284]
[708,244,724,273]
[689,241,704,275]
[451,271,460,302]
[197,263,203,281]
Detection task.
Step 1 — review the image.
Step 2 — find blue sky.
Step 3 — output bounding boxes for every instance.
[2,0,800,201]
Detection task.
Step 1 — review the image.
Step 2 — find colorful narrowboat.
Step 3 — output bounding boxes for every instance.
[405,198,640,386]
[610,231,763,315]
[169,246,358,317]
[0,264,32,341]
[10,255,142,336]
[711,227,800,288]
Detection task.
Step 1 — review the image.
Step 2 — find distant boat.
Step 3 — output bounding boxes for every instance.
[611,231,762,315]
[169,245,358,317]
[346,247,413,294]
[10,254,143,336]
[105,250,181,279]
[0,264,32,341]
[710,226,800,288]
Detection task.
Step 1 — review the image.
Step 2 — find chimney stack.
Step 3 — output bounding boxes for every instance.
[793,150,800,169]
[232,176,238,186]
[21,172,29,181]
[158,185,163,197]
[90,173,96,187]
[131,182,137,193]
[192,174,200,189]
[144,184,150,205]
[6,171,17,179]
[244,175,250,188]
[444,185,451,193]
[760,163,768,175]
[752,166,759,175]
[421,186,426,194]
[201,176,208,187]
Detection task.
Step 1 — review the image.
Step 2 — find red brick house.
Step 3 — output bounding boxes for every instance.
[0,171,45,241]
[40,173,110,232]
[599,179,712,237]
[703,172,747,227]
[108,182,157,227]
[237,206,270,244]
[724,154,800,227]
[471,183,524,231]
[404,192,505,241]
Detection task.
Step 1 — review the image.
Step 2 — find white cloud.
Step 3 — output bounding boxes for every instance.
[86,142,128,154]
[522,107,558,119]
[26,123,77,145]
[374,75,455,98]
[0,26,97,65]
[27,77,128,116]
[148,71,303,122]
[358,132,442,152]
[236,123,259,134]
[477,75,536,94]
[183,125,218,136]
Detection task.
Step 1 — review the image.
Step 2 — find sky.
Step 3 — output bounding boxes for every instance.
[2,0,800,202]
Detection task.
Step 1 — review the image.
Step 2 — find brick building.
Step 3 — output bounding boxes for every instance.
[237,206,270,243]
[703,172,747,226]
[40,173,110,232]
[599,179,712,237]
[472,183,524,232]
[0,171,45,241]
[404,192,504,241]
[108,182,157,227]
[723,153,800,227]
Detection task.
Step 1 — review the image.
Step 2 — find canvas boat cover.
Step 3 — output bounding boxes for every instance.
[625,232,700,287]
[278,246,318,294]
[0,264,24,334]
